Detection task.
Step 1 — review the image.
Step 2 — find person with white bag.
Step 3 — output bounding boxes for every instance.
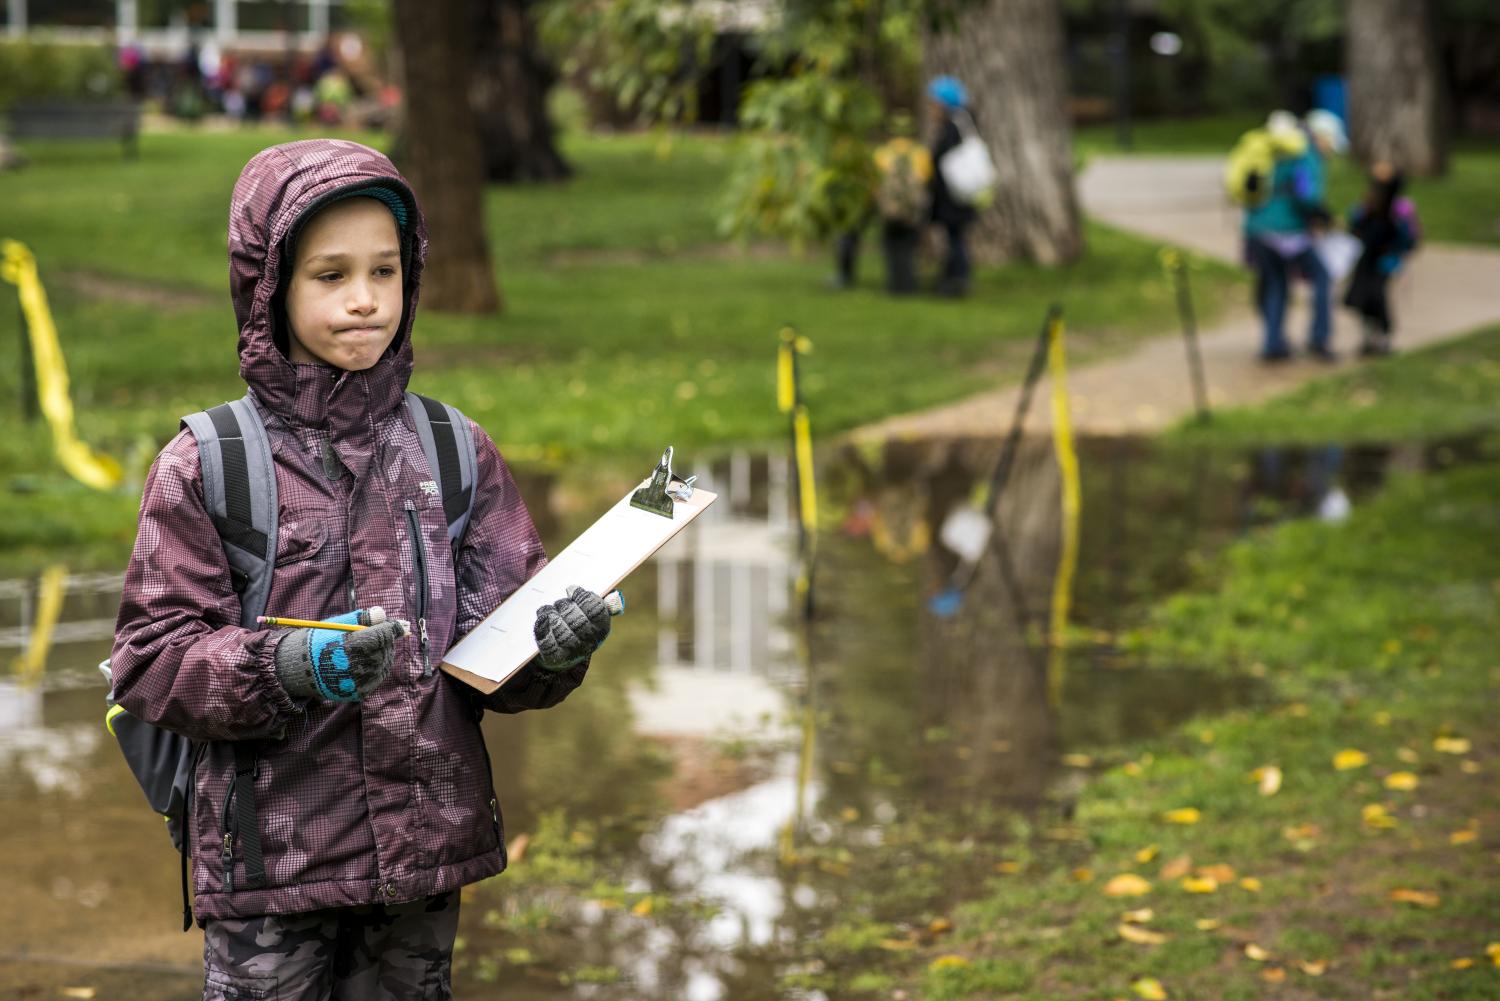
[927,75,993,298]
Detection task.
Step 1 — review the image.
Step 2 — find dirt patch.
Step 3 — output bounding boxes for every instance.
[648,735,775,812]
[59,270,218,311]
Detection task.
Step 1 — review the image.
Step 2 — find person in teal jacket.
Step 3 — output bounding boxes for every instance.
[1243,110,1347,362]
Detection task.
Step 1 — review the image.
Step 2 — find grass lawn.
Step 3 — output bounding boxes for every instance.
[1172,322,1500,445]
[0,126,1244,561]
[1077,113,1500,246]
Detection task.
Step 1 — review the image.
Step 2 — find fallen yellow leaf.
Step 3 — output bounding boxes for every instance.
[1396,747,1420,764]
[1460,759,1482,774]
[1118,923,1169,945]
[1486,942,1500,965]
[1434,736,1471,755]
[1072,867,1095,883]
[878,937,917,951]
[1181,876,1219,894]
[1298,959,1328,976]
[928,917,953,936]
[1334,749,1369,771]
[1123,760,1143,776]
[995,860,1022,874]
[1388,888,1440,908]
[1372,711,1392,726]
[1252,765,1283,796]
[1104,874,1154,897]
[839,806,860,822]
[1195,918,1221,931]
[1282,822,1321,845]
[1450,829,1479,845]
[1198,729,1215,744]
[1131,976,1168,1000]
[928,954,970,970]
[1245,943,1272,962]
[1288,702,1309,717]
[1239,877,1263,892]
[1062,753,1094,768]
[1196,863,1236,883]
[1135,844,1160,864]
[1384,771,1420,791]
[1451,957,1475,970]
[1121,907,1154,924]
[1159,855,1193,880]
[1162,807,1201,825]
[1363,803,1398,829]
[1260,966,1287,984]
[631,898,654,917]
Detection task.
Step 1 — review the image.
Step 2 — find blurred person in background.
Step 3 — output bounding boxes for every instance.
[1241,109,1347,363]
[926,75,978,298]
[1344,162,1421,356]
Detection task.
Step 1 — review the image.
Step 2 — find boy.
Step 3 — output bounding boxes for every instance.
[111,139,612,999]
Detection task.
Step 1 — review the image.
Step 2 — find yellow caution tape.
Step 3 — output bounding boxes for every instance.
[12,564,67,687]
[0,240,123,491]
[792,406,818,535]
[777,336,796,414]
[1046,315,1081,708]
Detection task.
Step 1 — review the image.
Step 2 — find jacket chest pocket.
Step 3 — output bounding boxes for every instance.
[274,512,330,568]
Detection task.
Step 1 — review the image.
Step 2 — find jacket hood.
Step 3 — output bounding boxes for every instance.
[228,140,428,428]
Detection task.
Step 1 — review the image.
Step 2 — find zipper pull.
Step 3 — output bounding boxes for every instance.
[419,617,431,676]
[221,833,235,894]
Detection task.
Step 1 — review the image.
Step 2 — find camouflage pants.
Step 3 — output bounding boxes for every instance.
[202,891,459,1001]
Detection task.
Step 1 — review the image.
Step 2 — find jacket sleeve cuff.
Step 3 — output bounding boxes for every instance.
[481,656,589,714]
[251,629,303,733]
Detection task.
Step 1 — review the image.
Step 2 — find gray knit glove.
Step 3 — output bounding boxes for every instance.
[274,609,407,703]
[533,586,614,671]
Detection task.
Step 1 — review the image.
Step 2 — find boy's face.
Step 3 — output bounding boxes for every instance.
[284,197,403,372]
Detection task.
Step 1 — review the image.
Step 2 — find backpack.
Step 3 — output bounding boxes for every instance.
[100,391,478,930]
[873,137,933,227]
[937,109,998,207]
[1224,126,1308,207]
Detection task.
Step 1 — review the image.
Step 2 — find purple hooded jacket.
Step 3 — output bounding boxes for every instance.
[111,139,586,922]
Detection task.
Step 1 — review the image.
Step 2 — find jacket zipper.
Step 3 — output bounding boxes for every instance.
[219,774,237,894]
[404,501,431,676]
[475,725,505,858]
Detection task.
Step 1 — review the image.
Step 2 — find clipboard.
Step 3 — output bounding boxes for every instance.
[440,447,717,693]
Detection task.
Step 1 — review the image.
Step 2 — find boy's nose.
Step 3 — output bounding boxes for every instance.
[347,280,378,313]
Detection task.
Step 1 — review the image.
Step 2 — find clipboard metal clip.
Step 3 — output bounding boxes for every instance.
[631,446,693,518]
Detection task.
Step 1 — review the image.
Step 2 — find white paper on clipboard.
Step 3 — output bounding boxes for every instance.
[440,475,717,693]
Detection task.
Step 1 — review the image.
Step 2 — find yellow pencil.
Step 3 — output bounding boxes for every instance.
[257,615,365,631]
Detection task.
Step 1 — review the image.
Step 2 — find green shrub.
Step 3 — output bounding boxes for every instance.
[0,38,122,110]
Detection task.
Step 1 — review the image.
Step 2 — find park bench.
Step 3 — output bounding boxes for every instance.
[6,98,141,158]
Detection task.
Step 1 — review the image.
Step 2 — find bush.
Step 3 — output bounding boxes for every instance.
[0,38,122,110]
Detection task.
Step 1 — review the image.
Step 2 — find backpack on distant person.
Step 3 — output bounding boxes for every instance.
[937,109,998,207]
[873,137,933,227]
[100,391,477,930]
[1224,124,1308,207]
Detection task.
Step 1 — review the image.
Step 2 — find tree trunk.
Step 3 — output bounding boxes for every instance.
[391,0,502,313]
[471,0,573,183]
[926,0,1082,265]
[1345,0,1447,177]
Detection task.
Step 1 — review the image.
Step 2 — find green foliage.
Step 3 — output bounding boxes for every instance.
[538,0,717,124]
[721,74,883,244]
[0,39,122,110]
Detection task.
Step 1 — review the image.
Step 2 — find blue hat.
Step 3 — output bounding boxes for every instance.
[928,75,968,110]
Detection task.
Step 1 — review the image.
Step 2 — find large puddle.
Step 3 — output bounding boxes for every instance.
[0,434,1481,998]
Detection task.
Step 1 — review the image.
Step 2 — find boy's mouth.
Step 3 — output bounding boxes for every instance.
[336,325,385,337]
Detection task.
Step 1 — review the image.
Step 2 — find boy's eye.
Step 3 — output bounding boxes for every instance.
[375,266,397,278]
[316,272,342,283]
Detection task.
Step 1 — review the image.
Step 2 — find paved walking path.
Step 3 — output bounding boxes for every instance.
[857,155,1500,440]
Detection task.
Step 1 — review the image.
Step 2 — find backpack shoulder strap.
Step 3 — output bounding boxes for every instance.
[180,394,278,629]
[406,392,478,553]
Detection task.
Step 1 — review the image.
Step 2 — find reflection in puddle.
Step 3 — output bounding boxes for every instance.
[0,434,1484,996]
